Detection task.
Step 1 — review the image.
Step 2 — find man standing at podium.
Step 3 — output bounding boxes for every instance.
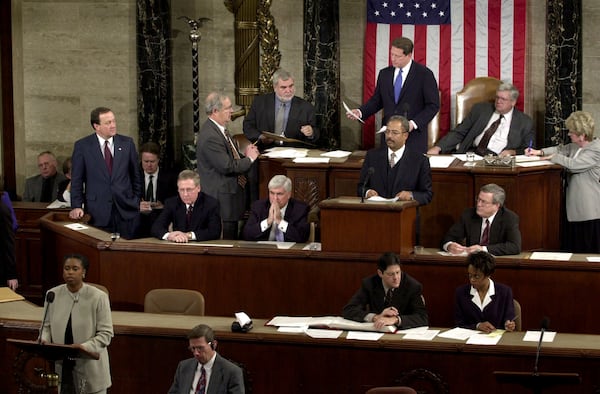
[343,252,428,329]
[357,115,432,205]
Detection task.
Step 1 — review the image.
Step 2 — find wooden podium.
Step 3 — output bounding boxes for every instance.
[494,371,581,393]
[319,197,419,255]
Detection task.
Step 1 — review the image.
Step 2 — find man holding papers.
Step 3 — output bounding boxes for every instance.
[357,115,432,205]
[343,252,428,329]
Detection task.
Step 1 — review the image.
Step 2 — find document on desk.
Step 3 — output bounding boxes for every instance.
[262,147,309,159]
[523,330,556,342]
[293,157,330,164]
[320,150,352,158]
[402,329,440,341]
[267,316,396,333]
[346,331,384,341]
[65,223,89,230]
[305,328,343,339]
[0,287,25,303]
[529,252,573,261]
[428,155,457,168]
[466,332,503,345]
[517,160,555,167]
[368,196,399,202]
[437,327,479,341]
[257,241,295,249]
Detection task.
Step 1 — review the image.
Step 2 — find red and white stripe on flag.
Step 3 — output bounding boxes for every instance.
[362,0,527,148]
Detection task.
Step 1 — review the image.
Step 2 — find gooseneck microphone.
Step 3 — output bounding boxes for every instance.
[361,167,375,203]
[533,317,550,375]
[38,291,55,344]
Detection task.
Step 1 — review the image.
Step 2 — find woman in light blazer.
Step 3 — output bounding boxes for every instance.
[41,254,113,394]
[527,111,600,253]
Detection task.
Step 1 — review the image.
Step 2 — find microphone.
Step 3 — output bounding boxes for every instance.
[533,317,550,375]
[361,167,375,203]
[38,291,55,344]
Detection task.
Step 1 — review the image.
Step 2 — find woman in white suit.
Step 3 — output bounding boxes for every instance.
[527,111,600,252]
[41,254,113,394]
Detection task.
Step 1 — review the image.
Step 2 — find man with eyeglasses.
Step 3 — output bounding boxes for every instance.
[168,324,244,394]
[442,183,521,256]
[151,170,221,243]
[427,82,534,157]
[357,115,432,205]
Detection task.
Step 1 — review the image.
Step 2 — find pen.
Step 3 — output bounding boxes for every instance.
[253,139,259,146]
[528,139,533,150]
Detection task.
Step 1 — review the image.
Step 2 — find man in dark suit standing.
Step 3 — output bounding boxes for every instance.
[442,183,522,256]
[69,107,143,239]
[428,82,534,157]
[347,37,440,153]
[138,141,178,237]
[242,175,309,243]
[357,115,432,205]
[343,252,428,330]
[151,170,221,242]
[168,324,244,394]
[196,92,259,239]
[23,151,67,202]
[243,68,319,149]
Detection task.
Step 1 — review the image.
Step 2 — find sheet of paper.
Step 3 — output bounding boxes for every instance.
[523,330,557,342]
[65,223,89,230]
[342,101,365,123]
[437,251,468,257]
[257,241,295,249]
[396,326,430,334]
[516,160,554,167]
[515,154,541,162]
[277,326,305,333]
[346,331,384,341]
[192,243,234,248]
[368,196,399,202]
[587,256,600,262]
[529,252,573,261]
[452,153,483,162]
[437,327,479,340]
[466,333,502,345]
[320,150,352,158]
[0,287,25,303]
[402,329,440,341]
[292,157,330,164]
[305,328,343,339]
[46,200,69,209]
[262,148,308,159]
[428,155,457,168]
[235,312,252,326]
[302,242,321,251]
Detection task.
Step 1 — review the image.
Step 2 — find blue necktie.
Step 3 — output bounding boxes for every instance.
[394,68,403,103]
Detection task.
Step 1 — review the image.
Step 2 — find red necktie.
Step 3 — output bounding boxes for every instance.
[476,114,504,156]
[195,366,206,394]
[480,219,490,246]
[104,140,113,174]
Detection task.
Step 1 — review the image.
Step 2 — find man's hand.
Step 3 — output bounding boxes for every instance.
[268,203,282,227]
[476,321,496,333]
[395,191,414,201]
[365,189,378,199]
[259,134,274,145]
[69,208,84,220]
[7,279,18,291]
[447,242,467,255]
[140,201,152,212]
[427,146,442,155]
[499,149,516,157]
[346,109,362,121]
[504,320,516,332]
[373,306,399,329]
[244,144,260,161]
[300,125,313,137]
[167,231,190,243]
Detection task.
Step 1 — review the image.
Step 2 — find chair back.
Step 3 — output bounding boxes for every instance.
[513,298,522,331]
[455,77,502,127]
[366,387,417,394]
[144,288,205,316]
[87,282,109,295]
[427,90,442,148]
[233,133,252,153]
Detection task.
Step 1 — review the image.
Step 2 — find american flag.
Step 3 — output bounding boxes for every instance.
[362,0,527,147]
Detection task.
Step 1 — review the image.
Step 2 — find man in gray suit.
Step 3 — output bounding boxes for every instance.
[23,151,67,202]
[168,324,244,394]
[196,92,259,239]
[427,82,534,157]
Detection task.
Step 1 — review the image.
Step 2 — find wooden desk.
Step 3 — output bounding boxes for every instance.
[39,214,600,334]
[1,301,597,394]
[258,154,563,250]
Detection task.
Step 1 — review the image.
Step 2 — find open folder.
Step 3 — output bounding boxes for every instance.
[261,131,316,147]
[267,316,397,333]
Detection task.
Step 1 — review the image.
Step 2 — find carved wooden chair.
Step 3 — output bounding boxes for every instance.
[455,77,502,127]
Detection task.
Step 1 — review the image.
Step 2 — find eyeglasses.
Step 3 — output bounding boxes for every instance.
[475,198,495,206]
[384,129,409,136]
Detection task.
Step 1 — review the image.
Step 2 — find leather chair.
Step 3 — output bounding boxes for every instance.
[233,133,252,153]
[455,77,502,127]
[366,387,417,394]
[87,282,109,295]
[144,288,205,316]
[513,298,522,331]
[427,90,442,148]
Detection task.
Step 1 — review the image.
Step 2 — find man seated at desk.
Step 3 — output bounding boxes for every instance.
[442,183,521,256]
[427,82,534,157]
[343,252,428,330]
[357,115,432,205]
[151,170,221,243]
[23,151,67,202]
[242,175,309,243]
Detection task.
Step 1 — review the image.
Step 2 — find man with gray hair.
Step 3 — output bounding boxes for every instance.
[196,92,259,239]
[442,183,521,256]
[243,68,319,149]
[23,151,67,202]
[427,82,534,157]
[242,174,310,243]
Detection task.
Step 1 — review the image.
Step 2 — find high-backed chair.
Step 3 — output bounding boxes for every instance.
[366,387,417,394]
[427,90,442,148]
[233,133,252,153]
[455,77,502,127]
[513,298,522,331]
[144,288,205,316]
[87,282,109,295]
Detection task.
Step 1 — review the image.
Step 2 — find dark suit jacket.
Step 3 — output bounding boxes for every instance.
[167,353,245,394]
[139,167,179,237]
[0,200,16,285]
[442,207,522,256]
[151,192,222,241]
[242,198,310,242]
[454,281,515,330]
[243,93,319,148]
[360,62,440,153]
[357,146,432,205]
[196,119,254,222]
[436,102,534,154]
[71,133,143,229]
[23,172,67,202]
[342,272,428,329]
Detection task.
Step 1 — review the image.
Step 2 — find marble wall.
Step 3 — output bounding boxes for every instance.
[6,0,599,196]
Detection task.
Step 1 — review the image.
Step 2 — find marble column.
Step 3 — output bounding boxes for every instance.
[303,0,340,149]
[137,0,174,165]
[544,0,582,147]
